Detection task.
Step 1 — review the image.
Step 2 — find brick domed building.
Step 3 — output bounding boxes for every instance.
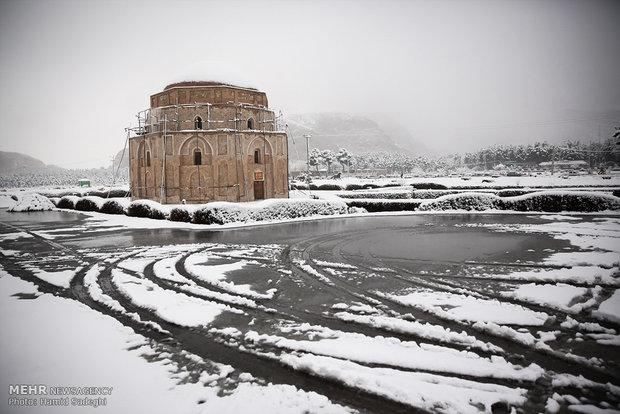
[128,80,289,204]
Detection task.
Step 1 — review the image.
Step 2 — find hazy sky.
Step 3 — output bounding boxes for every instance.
[1,0,618,168]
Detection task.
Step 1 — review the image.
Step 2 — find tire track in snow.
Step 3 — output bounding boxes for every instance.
[288,229,620,386]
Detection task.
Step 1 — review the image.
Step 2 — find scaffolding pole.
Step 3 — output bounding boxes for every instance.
[160,114,167,204]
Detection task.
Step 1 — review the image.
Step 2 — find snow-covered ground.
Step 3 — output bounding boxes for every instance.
[1,208,619,413]
[1,173,619,413]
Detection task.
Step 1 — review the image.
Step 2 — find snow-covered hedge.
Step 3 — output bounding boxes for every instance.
[311,183,343,191]
[194,199,351,225]
[36,188,130,199]
[411,189,494,199]
[418,193,501,211]
[57,195,81,209]
[127,200,168,220]
[419,191,620,212]
[344,199,421,212]
[500,191,620,213]
[75,196,106,212]
[100,199,130,215]
[8,193,55,212]
[290,182,309,190]
[338,191,411,199]
[169,207,193,222]
[411,183,448,190]
[496,189,534,197]
[345,183,400,191]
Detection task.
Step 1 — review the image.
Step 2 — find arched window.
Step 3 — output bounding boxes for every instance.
[194,116,202,130]
[194,150,202,166]
[254,149,261,164]
[146,151,151,167]
[247,118,254,130]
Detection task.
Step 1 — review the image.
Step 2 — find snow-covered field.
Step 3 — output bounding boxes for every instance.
[1,206,619,413]
[1,174,619,413]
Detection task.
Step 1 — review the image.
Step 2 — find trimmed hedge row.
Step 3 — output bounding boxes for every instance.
[193,200,351,225]
[343,191,620,213]
[56,196,81,209]
[345,199,422,212]
[500,193,619,213]
[127,202,167,220]
[418,193,500,211]
[411,183,448,190]
[40,189,130,199]
[291,182,402,191]
[52,196,356,225]
[418,192,620,212]
[100,200,126,215]
[338,192,411,199]
[75,198,100,212]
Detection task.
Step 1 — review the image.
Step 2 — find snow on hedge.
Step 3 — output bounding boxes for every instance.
[29,188,620,225]
[101,198,131,215]
[75,196,108,212]
[343,199,421,212]
[193,199,350,225]
[418,191,620,212]
[501,191,620,212]
[8,193,55,212]
[418,193,501,211]
[48,193,354,225]
[127,199,172,220]
[337,191,412,199]
[57,195,81,209]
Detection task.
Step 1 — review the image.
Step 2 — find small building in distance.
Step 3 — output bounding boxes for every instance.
[128,80,289,204]
[539,160,588,171]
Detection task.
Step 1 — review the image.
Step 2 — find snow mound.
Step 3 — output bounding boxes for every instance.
[593,289,620,324]
[8,193,55,212]
[0,193,17,208]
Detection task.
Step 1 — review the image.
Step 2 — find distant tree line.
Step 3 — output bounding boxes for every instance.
[305,148,458,176]
[462,139,619,170]
[0,167,128,189]
[304,138,619,176]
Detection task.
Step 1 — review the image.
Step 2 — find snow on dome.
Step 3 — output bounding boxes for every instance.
[167,60,258,90]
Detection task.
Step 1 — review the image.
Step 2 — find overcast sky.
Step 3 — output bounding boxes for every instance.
[1,0,618,168]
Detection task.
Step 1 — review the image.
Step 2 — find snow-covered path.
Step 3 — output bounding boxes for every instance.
[1,210,619,413]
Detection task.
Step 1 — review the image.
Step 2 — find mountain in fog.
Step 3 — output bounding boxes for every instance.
[285,113,426,160]
[0,151,54,174]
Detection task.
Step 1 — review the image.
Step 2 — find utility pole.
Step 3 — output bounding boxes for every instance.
[551,146,556,175]
[111,155,115,185]
[304,134,312,197]
[304,134,311,177]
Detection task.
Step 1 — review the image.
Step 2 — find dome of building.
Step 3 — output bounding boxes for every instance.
[166,61,258,91]
[163,81,258,91]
